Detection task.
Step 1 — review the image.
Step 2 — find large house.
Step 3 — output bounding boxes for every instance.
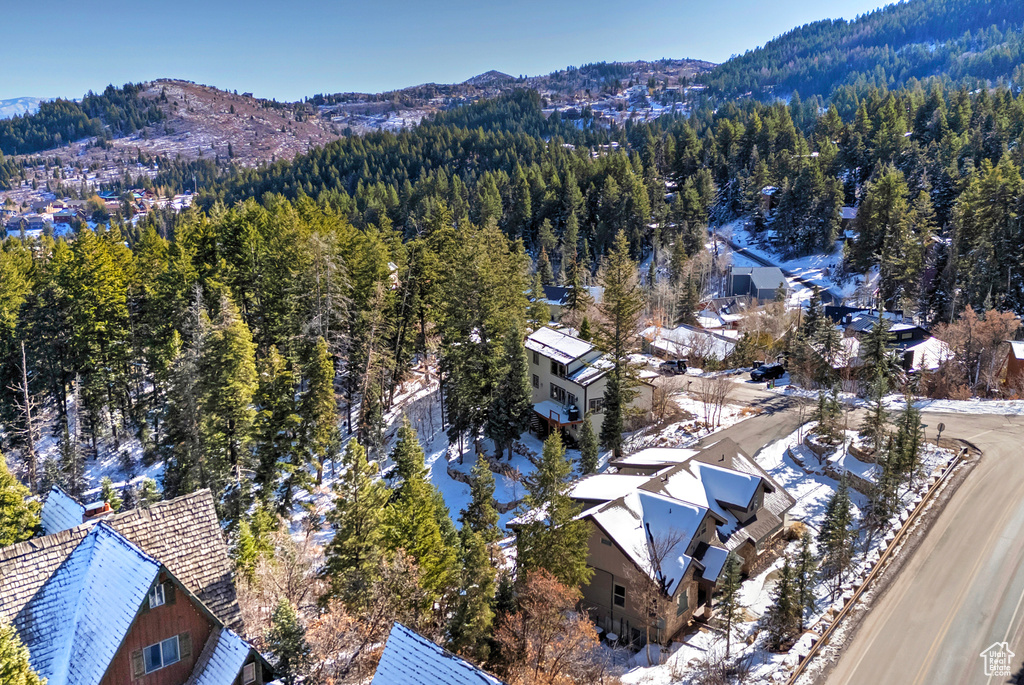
[640,324,737,363]
[569,439,795,645]
[0,489,270,685]
[539,285,604,322]
[727,266,788,302]
[525,327,654,442]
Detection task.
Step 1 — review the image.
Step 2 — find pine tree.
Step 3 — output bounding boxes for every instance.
[527,272,550,328]
[537,248,554,286]
[383,419,459,602]
[266,598,311,685]
[860,366,889,451]
[460,456,500,543]
[0,618,45,685]
[137,477,161,507]
[300,338,339,485]
[253,346,301,507]
[324,440,388,609]
[0,456,39,546]
[235,520,260,583]
[716,552,744,656]
[577,413,599,475]
[818,478,857,599]
[763,556,799,651]
[100,476,123,512]
[448,525,497,661]
[596,231,643,459]
[486,325,533,460]
[516,432,593,588]
[794,531,818,630]
[675,270,699,326]
[561,263,593,328]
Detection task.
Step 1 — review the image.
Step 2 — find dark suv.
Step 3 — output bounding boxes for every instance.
[750,364,785,382]
[659,359,688,375]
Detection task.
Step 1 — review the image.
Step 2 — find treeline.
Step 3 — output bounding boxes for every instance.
[704,0,1024,99]
[0,83,164,156]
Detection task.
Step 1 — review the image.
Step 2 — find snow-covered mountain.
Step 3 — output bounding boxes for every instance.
[0,97,42,119]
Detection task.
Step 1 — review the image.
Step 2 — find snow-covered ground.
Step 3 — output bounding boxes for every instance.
[718,219,878,306]
[771,383,1024,417]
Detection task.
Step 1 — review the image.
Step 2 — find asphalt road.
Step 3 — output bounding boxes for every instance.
[701,391,1024,685]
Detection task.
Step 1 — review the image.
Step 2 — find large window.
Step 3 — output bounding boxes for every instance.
[589,398,604,414]
[242,663,257,685]
[613,584,626,608]
[550,383,567,404]
[144,636,179,674]
[677,590,689,615]
[550,360,567,378]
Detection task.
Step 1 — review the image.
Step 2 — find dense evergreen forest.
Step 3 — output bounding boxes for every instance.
[0,83,163,156]
[704,0,1024,99]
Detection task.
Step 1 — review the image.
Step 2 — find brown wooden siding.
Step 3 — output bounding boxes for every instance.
[100,574,214,685]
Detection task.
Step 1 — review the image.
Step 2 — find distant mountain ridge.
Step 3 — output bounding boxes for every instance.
[0,97,42,119]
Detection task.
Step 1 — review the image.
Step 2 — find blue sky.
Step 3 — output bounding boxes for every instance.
[2,0,891,101]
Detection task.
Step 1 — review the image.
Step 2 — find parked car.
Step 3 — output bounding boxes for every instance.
[660,359,688,375]
[750,363,785,382]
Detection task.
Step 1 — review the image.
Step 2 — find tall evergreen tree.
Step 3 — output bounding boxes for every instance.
[516,432,593,588]
[0,456,39,546]
[577,413,599,475]
[794,531,818,630]
[383,418,459,602]
[716,552,744,656]
[486,324,532,460]
[266,598,311,685]
[448,525,497,661]
[324,440,388,609]
[818,478,857,599]
[597,231,644,459]
[300,337,339,485]
[460,456,500,543]
[763,556,800,651]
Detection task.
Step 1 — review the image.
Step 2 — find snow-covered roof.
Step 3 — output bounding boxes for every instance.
[19,522,160,685]
[187,628,252,685]
[591,490,706,596]
[699,545,729,583]
[905,336,953,371]
[525,326,595,364]
[1009,341,1024,361]
[41,486,85,535]
[567,354,613,386]
[841,206,858,220]
[614,447,700,467]
[641,325,736,361]
[372,622,505,685]
[570,473,653,502]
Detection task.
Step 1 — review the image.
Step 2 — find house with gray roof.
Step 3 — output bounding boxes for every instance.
[727,266,789,302]
[569,438,795,645]
[0,490,268,685]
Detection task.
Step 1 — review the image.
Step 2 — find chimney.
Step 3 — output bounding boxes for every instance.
[84,501,112,520]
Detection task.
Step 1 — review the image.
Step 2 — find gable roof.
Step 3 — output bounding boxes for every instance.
[590,490,707,596]
[525,326,595,364]
[640,324,737,361]
[1,489,242,632]
[13,522,161,685]
[372,622,505,685]
[1009,340,1024,361]
[41,486,86,536]
[185,627,254,685]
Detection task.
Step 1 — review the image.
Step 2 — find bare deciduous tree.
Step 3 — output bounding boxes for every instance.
[696,375,734,428]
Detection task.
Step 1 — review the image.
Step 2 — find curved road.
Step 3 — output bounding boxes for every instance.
[697,388,1024,684]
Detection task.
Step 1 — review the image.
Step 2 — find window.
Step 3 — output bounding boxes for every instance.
[567,393,577,408]
[613,584,626,608]
[589,398,604,414]
[143,636,179,674]
[550,360,566,378]
[532,374,539,389]
[242,663,257,685]
[532,351,539,365]
[148,583,165,609]
[600,537,612,546]
[677,590,689,616]
[550,383,567,404]
[901,332,913,340]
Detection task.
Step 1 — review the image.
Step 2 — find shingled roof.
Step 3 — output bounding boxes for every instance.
[0,489,242,632]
